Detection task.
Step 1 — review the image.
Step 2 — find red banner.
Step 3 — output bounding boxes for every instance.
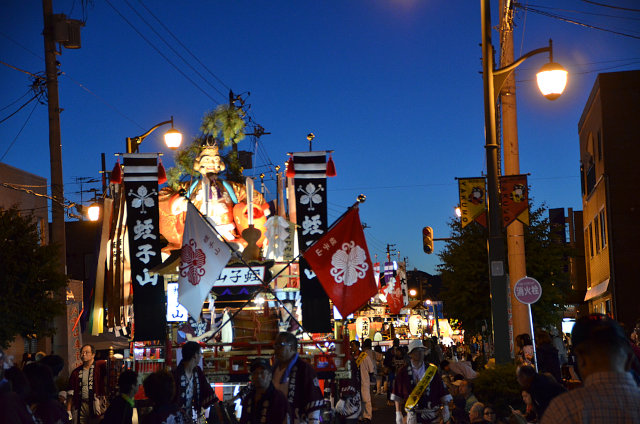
[500,174,529,228]
[303,208,378,318]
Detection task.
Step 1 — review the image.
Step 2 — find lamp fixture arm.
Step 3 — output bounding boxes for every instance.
[492,39,553,100]
[126,116,175,153]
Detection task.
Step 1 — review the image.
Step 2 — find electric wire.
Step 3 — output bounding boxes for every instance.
[0,60,45,81]
[109,0,269,165]
[121,0,227,101]
[0,30,43,60]
[136,0,232,92]
[524,3,640,20]
[60,71,146,130]
[579,0,640,13]
[516,4,640,39]
[0,92,41,125]
[0,30,145,131]
[104,0,222,104]
[0,90,32,113]
[0,100,39,162]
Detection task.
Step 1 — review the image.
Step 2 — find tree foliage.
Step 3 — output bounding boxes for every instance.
[0,207,67,349]
[437,203,573,335]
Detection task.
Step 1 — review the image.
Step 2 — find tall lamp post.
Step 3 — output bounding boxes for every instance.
[126,116,183,154]
[481,0,567,363]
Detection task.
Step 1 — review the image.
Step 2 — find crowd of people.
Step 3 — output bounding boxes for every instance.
[1,315,639,424]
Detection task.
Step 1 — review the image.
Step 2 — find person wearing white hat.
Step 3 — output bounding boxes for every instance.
[391,339,452,424]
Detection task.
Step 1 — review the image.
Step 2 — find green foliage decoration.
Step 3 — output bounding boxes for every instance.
[0,207,67,349]
[200,104,246,148]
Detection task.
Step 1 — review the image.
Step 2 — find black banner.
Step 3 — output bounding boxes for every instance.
[123,154,166,341]
[293,151,331,333]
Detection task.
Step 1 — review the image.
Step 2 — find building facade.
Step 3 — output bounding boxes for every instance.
[578,70,640,331]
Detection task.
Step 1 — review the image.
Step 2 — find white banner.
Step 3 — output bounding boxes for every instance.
[178,203,231,320]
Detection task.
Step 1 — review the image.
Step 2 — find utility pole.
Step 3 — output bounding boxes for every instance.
[499,0,530,347]
[43,0,66,272]
[386,244,396,262]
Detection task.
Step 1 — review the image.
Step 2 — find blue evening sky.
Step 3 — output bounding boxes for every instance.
[1,0,639,274]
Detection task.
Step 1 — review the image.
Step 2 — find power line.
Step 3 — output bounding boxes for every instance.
[0,30,43,60]
[580,0,640,13]
[517,4,640,39]
[0,100,39,162]
[60,71,146,130]
[0,60,45,81]
[104,0,223,104]
[0,90,32,113]
[122,0,228,101]
[525,2,640,20]
[136,0,232,92]
[0,92,41,125]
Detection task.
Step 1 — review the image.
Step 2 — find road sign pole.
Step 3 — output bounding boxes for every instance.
[528,304,537,372]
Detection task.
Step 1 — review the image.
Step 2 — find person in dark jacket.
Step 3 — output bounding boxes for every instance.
[23,362,69,424]
[102,370,138,424]
[172,341,217,423]
[516,365,565,418]
[535,330,562,383]
[140,370,185,424]
[240,358,291,424]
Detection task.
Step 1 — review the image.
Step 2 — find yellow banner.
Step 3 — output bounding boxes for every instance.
[458,178,487,228]
[405,363,438,412]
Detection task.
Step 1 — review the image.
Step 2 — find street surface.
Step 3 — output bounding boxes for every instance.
[372,391,396,423]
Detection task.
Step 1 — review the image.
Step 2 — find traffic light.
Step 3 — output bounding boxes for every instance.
[422,226,434,254]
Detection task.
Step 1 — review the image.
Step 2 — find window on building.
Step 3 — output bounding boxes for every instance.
[599,209,607,249]
[594,215,600,253]
[588,223,594,257]
[597,130,602,161]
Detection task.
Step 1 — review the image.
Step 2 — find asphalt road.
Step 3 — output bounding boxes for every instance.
[371,391,397,423]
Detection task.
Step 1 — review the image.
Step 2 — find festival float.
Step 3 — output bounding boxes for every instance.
[88,123,384,412]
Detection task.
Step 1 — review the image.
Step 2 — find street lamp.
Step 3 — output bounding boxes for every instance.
[125,116,183,153]
[481,0,567,364]
[87,202,101,222]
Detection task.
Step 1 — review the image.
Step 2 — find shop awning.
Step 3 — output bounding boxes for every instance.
[584,279,609,301]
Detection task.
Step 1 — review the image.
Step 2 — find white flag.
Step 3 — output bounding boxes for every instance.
[178,202,231,320]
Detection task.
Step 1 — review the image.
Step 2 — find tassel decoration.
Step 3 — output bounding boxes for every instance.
[158,158,167,184]
[326,154,337,177]
[111,159,122,184]
[285,156,295,178]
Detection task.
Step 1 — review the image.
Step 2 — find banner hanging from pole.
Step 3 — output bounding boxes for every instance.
[123,153,166,341]
[292,151,333,333]
[303,207,378,318]
[458,177,487,228]
[500,174,529,228]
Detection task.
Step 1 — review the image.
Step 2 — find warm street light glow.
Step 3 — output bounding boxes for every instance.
[164,127,183,149]
[409,289,417,297]
[87,203,101,221]
[126,116,182,153]
[536,62,568,100]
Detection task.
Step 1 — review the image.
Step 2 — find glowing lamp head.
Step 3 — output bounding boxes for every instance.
[409,289,417,297]
[164,127,183,149]
[87,203,101,222]
[536,62,568,100]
